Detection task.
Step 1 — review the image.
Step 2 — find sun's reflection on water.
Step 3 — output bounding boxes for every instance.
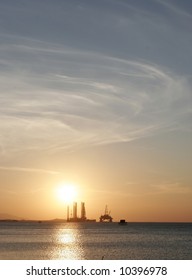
[51,225,84,259]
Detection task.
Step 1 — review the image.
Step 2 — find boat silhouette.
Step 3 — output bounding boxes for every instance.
[118,219,127,225]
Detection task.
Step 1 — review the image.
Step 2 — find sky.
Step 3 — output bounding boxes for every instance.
[0,0,192,221]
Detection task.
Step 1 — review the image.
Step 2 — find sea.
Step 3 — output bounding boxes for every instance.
[0,222,191,260]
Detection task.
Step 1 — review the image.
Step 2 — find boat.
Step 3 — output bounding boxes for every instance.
[118,219,127,225]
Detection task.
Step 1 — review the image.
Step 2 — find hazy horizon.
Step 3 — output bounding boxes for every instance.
[0,0,192,222]
[1,212,192,223]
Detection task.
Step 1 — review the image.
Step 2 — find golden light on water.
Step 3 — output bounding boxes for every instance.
[52,227,84,259]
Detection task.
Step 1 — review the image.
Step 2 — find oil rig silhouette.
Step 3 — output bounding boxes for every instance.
[99,205,113,222]
[66,202,113,222]
[67,202,96,222]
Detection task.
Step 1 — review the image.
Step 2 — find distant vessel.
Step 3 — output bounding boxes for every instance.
[99,206,113,222]
[118,219,127,225]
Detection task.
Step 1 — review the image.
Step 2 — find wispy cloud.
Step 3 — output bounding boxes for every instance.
[0,166,59,174]
[0,0,192,161]
[151,181,192,195]
[0,39,191,158]
[118,180,192,197]
[155,0,192,19]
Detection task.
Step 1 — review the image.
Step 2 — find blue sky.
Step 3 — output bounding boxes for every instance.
[0,0,192,220]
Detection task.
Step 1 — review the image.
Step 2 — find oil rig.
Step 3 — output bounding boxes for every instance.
[99,205,113,222]
[67,202,96,222]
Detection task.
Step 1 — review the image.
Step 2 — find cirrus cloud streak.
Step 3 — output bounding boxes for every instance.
[0,40,191,158]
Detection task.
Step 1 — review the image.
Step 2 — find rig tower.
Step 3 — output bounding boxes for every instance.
[81,202,86,221]
[73,202,77,220]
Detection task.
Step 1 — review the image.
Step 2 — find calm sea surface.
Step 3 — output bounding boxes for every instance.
[0,222,191,260]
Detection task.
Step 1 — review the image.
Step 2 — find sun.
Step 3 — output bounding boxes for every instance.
[56,183,77,204]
